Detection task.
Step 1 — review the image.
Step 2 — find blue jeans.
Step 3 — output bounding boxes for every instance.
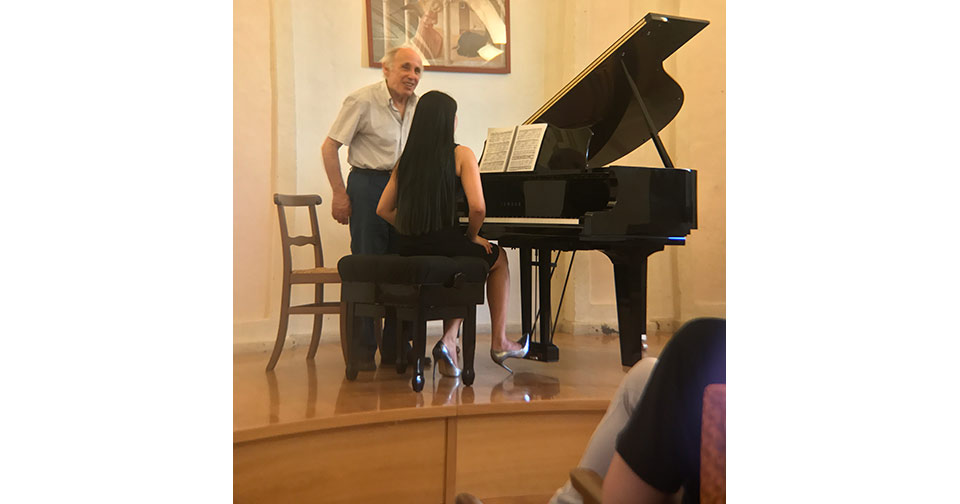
[346,169,397,358]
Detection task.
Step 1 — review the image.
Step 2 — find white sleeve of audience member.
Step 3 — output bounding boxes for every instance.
[547,358,659,504]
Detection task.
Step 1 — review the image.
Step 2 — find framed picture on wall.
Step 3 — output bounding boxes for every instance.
[366,0,510,74]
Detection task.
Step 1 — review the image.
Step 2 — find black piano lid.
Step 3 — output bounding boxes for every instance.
[524,13,708,169]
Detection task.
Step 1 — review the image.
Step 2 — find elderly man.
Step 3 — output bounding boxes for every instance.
[321,46,423,370]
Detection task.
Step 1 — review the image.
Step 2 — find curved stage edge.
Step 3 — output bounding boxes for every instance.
[234,332,654,504]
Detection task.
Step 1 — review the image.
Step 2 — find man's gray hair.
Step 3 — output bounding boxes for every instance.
[380,47,403,68]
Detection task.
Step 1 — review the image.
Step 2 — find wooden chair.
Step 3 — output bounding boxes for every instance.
[265,194,342,371]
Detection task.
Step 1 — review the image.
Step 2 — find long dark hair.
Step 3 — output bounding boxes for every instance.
[395,90,458,235]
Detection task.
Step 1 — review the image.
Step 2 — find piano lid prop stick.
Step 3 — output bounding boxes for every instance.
[619,56,674,169]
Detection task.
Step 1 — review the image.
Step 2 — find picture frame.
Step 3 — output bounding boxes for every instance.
[366,0,510,74]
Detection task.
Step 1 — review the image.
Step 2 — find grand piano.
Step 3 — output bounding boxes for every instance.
[462,13,709,367]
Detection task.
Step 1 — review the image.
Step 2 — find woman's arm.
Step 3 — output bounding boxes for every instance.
[376,165,399,227]
[601,453,674,504]
[457,146,492,254]
[457,146,486,239]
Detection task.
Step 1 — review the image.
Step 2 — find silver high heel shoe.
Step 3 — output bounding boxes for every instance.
[432,340,461,378]
[490,333,530,374]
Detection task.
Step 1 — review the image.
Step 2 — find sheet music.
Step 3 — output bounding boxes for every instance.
[479,127,516,173]
[506,123,548,172]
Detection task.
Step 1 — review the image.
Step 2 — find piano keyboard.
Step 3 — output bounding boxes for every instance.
[459,217,581,226]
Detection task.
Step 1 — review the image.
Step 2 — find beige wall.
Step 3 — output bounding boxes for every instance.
[234,0,725,351]
[550,0,726,337]
[677,0,726,321]
[234,0,275,340]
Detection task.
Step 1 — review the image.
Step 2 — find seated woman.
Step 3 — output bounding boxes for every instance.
[376,90,528,377]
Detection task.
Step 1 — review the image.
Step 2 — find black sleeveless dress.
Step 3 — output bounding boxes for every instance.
[394,146,500,267]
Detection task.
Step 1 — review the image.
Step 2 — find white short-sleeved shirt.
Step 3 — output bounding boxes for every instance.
[327,80,418,172]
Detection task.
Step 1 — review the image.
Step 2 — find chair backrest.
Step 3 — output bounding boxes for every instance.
[568,467,603,504]
[274,194,325,274]
[700,383,726,504]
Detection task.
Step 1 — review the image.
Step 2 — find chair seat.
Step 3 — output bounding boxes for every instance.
[338,254,488,285]
[289,301,342,315]
[290,267,341,284]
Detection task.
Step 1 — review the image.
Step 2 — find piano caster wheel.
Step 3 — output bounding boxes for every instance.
[412,373,424,392]
[345,362,358,381]
[462,368,475,386]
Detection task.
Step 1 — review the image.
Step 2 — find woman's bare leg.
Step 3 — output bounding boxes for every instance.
[441,318,461,368]
[487,249,520,352]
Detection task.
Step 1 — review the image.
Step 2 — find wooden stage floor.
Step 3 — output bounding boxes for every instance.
[234,331,668,503]
[234,331,666,438]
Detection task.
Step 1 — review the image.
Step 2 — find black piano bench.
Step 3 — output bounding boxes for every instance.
[337,254,489,392]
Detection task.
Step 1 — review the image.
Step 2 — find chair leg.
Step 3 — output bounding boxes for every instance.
[412,309,426,392]
[344,302,359,381]
[306,358,318,418]
[339,301,348,363]
[307,314,323,360]
[266,283,292,371]
[266,370,280,423]
[462,308,477,386]
[394,311,407,374]
[374,315,386,364]
[306,284,324,359]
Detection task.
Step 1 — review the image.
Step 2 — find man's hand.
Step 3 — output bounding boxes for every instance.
[321,137,350,225]
[331,190,351,225]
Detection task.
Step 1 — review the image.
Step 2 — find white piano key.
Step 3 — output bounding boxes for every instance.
[459,217,581,226]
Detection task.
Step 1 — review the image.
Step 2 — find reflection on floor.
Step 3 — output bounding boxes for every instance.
[233,329,671,504]
[235,330,668,436]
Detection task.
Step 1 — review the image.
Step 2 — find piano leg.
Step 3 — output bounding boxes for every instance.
[520,247,532,341]
[603,246,665,367]
[528,248,560,362]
